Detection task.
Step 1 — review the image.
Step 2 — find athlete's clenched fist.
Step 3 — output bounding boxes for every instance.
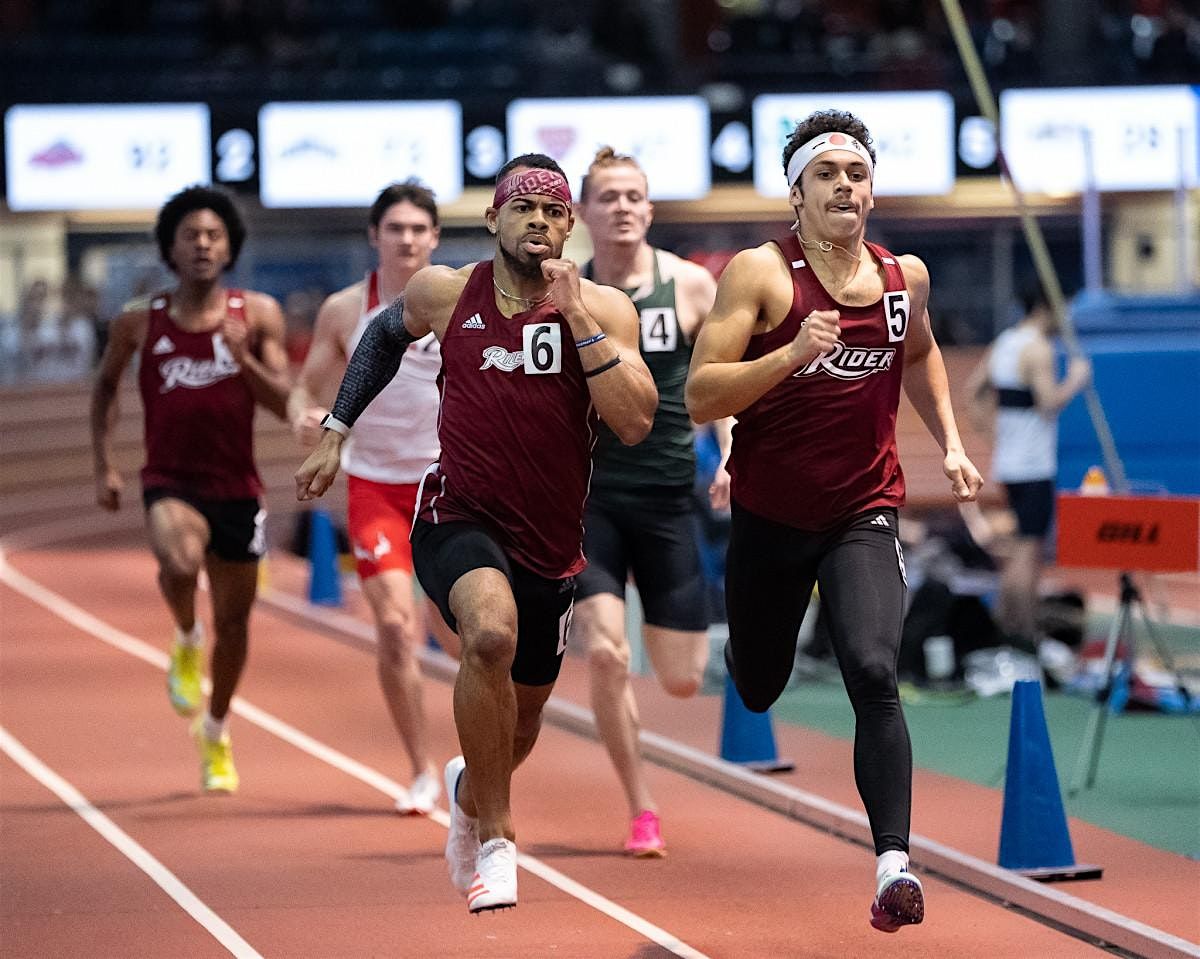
[788,309,841,368]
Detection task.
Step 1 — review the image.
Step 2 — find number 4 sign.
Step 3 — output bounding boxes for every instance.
[640,307,678,352]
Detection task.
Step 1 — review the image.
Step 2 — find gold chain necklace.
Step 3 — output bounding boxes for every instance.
[493,276,550,308]
[797,233,865,297]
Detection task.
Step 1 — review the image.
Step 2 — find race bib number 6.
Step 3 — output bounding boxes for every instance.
[523,322,562,374]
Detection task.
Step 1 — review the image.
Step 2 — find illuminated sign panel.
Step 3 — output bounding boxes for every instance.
[258,101,462,208]
[506,97,711,201]
[752,92,955,197]
[1000,86,1199,192]
[5,103,211,211]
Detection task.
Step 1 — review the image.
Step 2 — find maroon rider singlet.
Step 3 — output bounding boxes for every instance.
[138,290,262,499]
[416,262,597,579]
[728,234,909,531]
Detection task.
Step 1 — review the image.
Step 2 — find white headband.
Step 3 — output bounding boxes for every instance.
[786,132,874,186]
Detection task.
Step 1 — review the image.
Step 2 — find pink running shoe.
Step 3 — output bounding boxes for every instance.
[870,870,925,933]
[624,810,666,858]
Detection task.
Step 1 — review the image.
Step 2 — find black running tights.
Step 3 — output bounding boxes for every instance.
[724,502,911,855]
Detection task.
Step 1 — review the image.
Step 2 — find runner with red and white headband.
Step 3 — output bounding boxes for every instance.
[686,109,983,933]
[295,153,658,914]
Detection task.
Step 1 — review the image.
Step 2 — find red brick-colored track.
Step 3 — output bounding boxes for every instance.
[4,524,1197,958]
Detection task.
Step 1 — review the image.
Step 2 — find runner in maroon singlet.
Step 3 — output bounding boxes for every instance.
[91,186,289,795]
[295,154,657,913]
[687,111,983,934]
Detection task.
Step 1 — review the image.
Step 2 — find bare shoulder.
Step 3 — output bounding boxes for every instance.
[110,298,151,349]
[657,248,710,283]
[1021,332,1053,361]
[240,289,285,331]
[658,249,717,293]
[735,241,788,275]
[580,277,637,318]
[315,281,365,332]
[405,263,472,314]
[896,253,930,291]
[242,288,284,316]
[719,242,789,293]
[323,279,366,314]
[120,292,157,316]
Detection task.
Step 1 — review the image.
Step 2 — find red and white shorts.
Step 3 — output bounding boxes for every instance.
[346,475,420,580]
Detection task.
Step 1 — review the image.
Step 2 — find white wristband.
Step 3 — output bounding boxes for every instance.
[320,413,351,437]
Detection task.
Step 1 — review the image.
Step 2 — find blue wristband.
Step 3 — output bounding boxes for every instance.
[575,332,607,348]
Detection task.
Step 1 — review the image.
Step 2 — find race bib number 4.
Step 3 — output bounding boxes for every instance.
[640,307,678,353]
[522,322,562,374]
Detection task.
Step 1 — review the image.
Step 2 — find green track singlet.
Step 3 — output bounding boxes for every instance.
[586,250,695,496]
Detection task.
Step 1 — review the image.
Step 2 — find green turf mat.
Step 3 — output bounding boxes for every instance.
[771,679,1200,859]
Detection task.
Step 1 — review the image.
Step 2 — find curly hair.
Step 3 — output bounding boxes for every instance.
[369,179,439,228]
[781,110,876,183]
[579,146,645,202]
[155,185,246,272]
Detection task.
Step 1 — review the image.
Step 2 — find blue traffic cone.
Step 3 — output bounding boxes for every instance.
[307,508,343,606]
[719,674,795,773]
[998,680,1101,881]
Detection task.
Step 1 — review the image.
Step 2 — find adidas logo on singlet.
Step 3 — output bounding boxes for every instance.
[462,313,486,330]
[151,334,175,355]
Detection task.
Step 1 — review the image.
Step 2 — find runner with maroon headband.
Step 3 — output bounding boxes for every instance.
[91,185,289,796]
[295,154,657,913]
[686,110,983,933]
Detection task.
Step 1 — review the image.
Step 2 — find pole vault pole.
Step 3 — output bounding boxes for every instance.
[936,0,1129,494]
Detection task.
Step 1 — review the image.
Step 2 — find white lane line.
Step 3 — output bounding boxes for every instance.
[0,556,711,959]
[0,726,264,959]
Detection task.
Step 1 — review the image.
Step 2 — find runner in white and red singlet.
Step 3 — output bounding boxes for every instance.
[686,110,983,935]
[91,185,289,795]
[295,154,658,914]
[288,182,460,818]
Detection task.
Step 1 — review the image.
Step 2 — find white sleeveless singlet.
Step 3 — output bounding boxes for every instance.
[988,324,1056,483]
[340,271,442,484]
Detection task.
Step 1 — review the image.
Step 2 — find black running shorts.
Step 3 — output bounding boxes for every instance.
[411,518,575,687]
[1003,479,1055,538]
[575,489,708,631]
[143,487,266,563]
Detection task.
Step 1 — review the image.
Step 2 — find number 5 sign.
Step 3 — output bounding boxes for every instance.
[885,291,909,343]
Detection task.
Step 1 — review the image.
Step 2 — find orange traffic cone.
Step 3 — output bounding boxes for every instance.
[1079,466,1109,496]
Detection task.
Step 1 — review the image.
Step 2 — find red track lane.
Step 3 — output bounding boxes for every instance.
[0,537,1176,958]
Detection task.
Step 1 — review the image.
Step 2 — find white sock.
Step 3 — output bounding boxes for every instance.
[176,622,204,648]
[876,850,909,884]
[202,713,227,742]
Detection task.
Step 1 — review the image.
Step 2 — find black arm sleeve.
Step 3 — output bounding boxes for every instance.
[329,296,419,428]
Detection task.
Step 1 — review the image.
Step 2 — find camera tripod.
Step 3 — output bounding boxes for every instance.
[1069,571,1200,795]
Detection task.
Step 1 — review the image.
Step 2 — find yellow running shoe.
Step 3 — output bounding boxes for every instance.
[191,717,239,794]
[167,641,203,717]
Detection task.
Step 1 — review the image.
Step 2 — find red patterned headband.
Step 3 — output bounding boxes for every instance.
[492,169,573,209]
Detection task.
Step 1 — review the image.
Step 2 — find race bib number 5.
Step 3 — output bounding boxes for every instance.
[885,291,909,343]
[523,322,562,374]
